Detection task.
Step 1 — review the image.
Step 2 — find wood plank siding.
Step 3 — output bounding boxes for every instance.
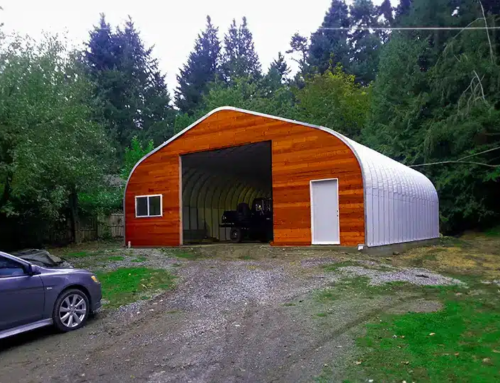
[125,109,365,247]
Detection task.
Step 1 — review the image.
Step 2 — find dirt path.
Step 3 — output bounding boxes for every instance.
[0,257,447,383]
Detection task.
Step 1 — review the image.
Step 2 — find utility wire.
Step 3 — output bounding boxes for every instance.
[318,26,500,31]
[411,147,500,168]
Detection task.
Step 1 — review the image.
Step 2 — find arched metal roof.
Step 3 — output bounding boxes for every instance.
[125,106,439,247]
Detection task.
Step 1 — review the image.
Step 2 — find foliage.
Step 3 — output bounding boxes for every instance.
[364,0,500,232]
[85,15,175,152]
[348,0,382,84]
[175,16,221,114]
[0,34,112,247]
[269,52,291,81]
[295,67,371,140]
[221,17,261,83]
[198,75,297,121]
[96,267,176,308]
[308,0,351,74]
[121,136,155,180]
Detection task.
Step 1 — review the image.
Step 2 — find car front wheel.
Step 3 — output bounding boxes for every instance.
[53,289,90,332]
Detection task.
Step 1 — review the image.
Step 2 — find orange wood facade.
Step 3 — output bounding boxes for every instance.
[125,110,365,247]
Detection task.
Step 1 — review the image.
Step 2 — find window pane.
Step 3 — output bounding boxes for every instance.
[0,256,25,277]
[136,197,148,217]
[149,196,161,216]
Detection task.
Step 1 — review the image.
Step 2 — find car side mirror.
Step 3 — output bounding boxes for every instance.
[26,264,41,276]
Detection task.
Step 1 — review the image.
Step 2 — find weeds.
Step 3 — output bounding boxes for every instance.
[96,267,176,308]
[106,256,124,262]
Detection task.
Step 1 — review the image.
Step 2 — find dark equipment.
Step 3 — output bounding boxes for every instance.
[220,198,273,243]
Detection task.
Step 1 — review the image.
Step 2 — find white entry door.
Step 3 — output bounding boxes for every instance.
[310,179,340,245]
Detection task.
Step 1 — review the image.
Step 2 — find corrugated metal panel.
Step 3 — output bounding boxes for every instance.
[342,137,439,247]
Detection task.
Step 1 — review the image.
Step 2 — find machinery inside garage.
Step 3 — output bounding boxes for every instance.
[181,141,273,243]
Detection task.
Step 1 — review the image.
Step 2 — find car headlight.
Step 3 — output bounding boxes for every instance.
[91,275,100,284]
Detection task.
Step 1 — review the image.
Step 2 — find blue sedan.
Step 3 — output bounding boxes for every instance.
[0,251,102,340]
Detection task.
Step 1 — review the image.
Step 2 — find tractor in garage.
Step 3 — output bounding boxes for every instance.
[220,198,273,243]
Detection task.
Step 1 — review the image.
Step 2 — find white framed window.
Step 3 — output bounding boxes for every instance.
[135,194,163,218]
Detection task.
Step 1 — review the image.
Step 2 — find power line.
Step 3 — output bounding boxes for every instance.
[411,147,500,168]
[318,26,500,31]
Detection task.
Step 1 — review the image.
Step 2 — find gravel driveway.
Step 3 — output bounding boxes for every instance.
[0,249,460,383]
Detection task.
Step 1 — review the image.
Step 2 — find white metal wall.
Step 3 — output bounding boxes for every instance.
[344,138,440,247]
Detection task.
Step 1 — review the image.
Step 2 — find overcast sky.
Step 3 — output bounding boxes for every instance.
[1,0,394,94]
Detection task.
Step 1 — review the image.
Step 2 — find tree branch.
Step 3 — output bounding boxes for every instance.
[479,0,495,63]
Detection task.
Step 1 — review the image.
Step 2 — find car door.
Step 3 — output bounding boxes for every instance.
[0,255,45,331]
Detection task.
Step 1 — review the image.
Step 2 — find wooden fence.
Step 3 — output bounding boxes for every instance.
[76,213,124,243]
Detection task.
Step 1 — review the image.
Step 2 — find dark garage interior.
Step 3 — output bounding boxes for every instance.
[181,141,272,243]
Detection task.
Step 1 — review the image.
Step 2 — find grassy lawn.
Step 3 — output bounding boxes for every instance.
[96,267,176,308]
[347,282,500,382]
[314,235,500,382]
[313,278,500,382]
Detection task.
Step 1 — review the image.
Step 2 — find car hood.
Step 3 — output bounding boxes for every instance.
[36,266,93,276]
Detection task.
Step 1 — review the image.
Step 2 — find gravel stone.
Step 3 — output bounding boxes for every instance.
[337,266,464,286]
[0,251,454,383]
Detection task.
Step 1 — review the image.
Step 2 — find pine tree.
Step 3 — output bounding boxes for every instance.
[86,14,115,72]
[348,0,382,84]
[286,33,309,72]
[85,15,174,152]
[365,0,500,232]
[221,17,261,82]
[396,0,413,18]
[377,0,394,42]
[175,16,221,115]
[269,52,290,80]
[378,0,394,24]
[308,0,350,74]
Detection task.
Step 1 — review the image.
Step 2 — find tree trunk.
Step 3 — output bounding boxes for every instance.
[0,173,12,209]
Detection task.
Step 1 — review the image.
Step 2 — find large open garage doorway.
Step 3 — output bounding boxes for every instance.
[181,141,273,244]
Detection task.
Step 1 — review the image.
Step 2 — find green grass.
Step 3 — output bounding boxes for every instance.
[131,256,147,263]
[96,267,176,308]
[64,251,92,258]
[105,256,124,262]
[484,225,500,237]
[283,302,296,307]
[344,281,500,382]
[315,289,338,302]
[315,312,328,318]
[321,261,361,272]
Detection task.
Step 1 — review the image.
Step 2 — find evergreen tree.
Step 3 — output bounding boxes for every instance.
[85,15,174,152]
[175,16,221,115]
[396,0,413,18]
[365,0,500,232]
[308,0,350,74]
[377,0,394,42]
[378,0,394,24]
[221,17,261,82]
[348,0,382,84]
[286,33,310,85]
[86,14,115,72]
[269,52,290,80]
